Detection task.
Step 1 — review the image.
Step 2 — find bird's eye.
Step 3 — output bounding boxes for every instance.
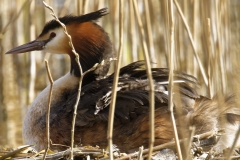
[50,32,56,39]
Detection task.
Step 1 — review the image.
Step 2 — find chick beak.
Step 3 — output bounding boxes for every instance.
[5,40,45,54]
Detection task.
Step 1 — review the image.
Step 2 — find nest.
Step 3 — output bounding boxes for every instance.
[1,129,240,160]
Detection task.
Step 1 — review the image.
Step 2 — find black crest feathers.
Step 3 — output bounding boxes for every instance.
[39,8,108,37]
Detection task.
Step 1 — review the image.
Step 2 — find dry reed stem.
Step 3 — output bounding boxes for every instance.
[132,0,155,159]
[207,18,213,98]
[58,0,72,16]
[83,0,89,14]
[42,2,83,160]
[129,0,138,62]
[43,60,54,160]
[226,127,240,160]
[192,1,199,76]
[143,0,156,63]
[173,0,208,86]
[107,1,123,159]
[185,127,195,160]
[214,1,226,93]
[0,0,32,36]
[212,2,229,153]
[168,0,182,160]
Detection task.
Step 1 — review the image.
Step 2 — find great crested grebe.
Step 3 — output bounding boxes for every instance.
[6,8,240,154]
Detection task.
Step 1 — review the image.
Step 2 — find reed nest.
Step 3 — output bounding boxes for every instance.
[0,130,240,160]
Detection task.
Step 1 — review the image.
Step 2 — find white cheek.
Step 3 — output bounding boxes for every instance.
[44,28,67,54]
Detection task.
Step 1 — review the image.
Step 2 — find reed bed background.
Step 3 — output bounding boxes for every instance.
[0,0,240,152]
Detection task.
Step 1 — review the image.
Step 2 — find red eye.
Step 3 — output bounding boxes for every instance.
[50,32,56,38]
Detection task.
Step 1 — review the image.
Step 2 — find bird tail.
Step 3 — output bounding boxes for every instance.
[187,94,240,153]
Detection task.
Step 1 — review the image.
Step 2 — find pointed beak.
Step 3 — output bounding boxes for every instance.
[5,40,45,54]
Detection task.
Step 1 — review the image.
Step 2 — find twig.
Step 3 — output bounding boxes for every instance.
[0,152,34,158]
[192,129,224,142]
[107,1,123,159]
[132,1,155,159]
[137,146,144,160]
[116,140,181,160]
[44,148,104,159]
[0,147,103,160]
[86,155,90,160]
[33,148,104,159]
[43,60,54,160]
[50,139,70,149]
[83,61,113,77]
[116,129,224,160]
[0,145,32,160]
[213,155,240,160]
[173,0,208,86]
[168,0,182,159]
[42,2,83,160]
[30,149,46,159]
